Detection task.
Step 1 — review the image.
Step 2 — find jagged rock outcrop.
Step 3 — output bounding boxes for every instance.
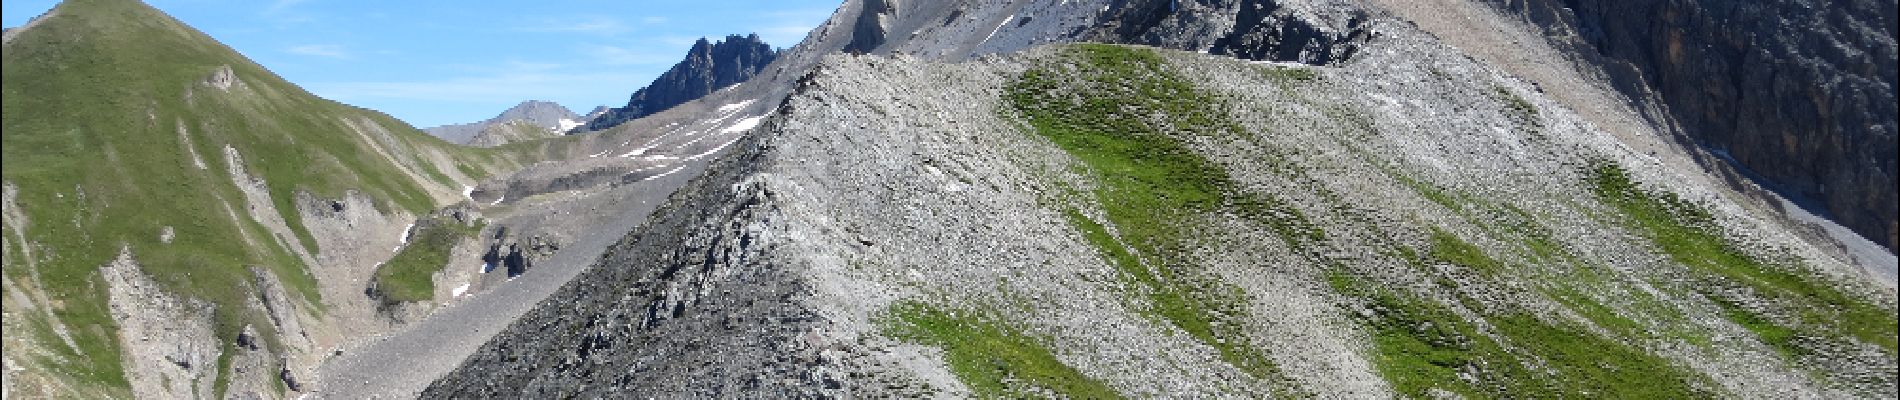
[1208,0,1371,64]
[424,100,583,146]
[1476,0,1898,251]
[102,251,221,400]
[844,0,897,53]
[579,34,779,132]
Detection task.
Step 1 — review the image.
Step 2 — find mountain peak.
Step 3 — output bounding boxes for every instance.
[498,100,577,122]
[422,100,585,146]
[579,33,779,132]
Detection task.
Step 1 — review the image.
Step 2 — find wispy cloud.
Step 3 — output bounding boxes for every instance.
[257,0,321,27]
[654,35,706,47]
[516,15,631,36]
[286,44,351,59]
[265,0,310,13]
[582,44,675,66]
[751,8,834,48]
[307,71,649,103]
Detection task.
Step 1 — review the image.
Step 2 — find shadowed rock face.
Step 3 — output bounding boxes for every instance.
[1209,0,1371,64]
[1484,0,1899,251]
[581,34,779,132]
[844,0,897,53]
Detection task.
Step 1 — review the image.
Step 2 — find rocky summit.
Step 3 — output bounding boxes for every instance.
[3,0,1895,399]
[579,34,781,133]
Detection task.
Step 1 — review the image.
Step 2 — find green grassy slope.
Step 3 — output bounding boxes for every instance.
[1,0,522,393]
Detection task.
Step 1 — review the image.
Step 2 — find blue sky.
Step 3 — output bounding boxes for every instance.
[3,0,837,128]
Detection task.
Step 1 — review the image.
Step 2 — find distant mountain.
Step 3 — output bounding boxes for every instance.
[577,34,777,132]
[425,100,585,146]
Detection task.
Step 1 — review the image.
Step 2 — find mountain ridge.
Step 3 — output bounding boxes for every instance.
[422,100,585,146]
[424,0,1895,397]
[3,0,1893,398]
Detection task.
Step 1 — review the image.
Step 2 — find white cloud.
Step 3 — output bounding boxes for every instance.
[307,71,650,104]
[583,44,675,66]
[286,44,351,59]
[654,35,705,47]
[751,7,834,48]
[756,24,817,48]
[266,0,310,13]
[516,15,631,36]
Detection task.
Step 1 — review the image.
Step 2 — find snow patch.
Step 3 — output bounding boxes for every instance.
[980,15,1016,46]
[451,283,470,297]
[717,99,756,113]
[394,222,416,251]
[721,116,766,134]
[555,118,583,132]
[686,134,747,161]
[639,165,690,182]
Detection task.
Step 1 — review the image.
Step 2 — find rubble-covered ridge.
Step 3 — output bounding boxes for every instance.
[428,22,1896,398]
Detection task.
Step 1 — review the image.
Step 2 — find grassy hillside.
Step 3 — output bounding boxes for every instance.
[1,0,523,394]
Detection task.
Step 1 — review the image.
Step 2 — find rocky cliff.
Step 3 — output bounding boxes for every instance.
[578,34,778,132]
[1476,0,1898,251]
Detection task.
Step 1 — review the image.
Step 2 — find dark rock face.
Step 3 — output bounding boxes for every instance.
[1209,0,1371,64]
[1487,0,1898,250]
[844,0,897,54]
[581,34,779,132]
[1085,0,1372,65]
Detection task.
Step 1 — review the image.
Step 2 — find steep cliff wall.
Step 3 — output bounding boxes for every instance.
[1480,0,1897,250]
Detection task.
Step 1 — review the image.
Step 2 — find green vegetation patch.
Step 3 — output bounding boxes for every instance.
[883,302,1122,399]
[372,216,483,303]
[1427,228,1504,276]
[1328,271,1711,398]
[1006,44,1290,384]
[1064,210,1276,379]
[1491,85,1540,128]
[1588,163,1898,354]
